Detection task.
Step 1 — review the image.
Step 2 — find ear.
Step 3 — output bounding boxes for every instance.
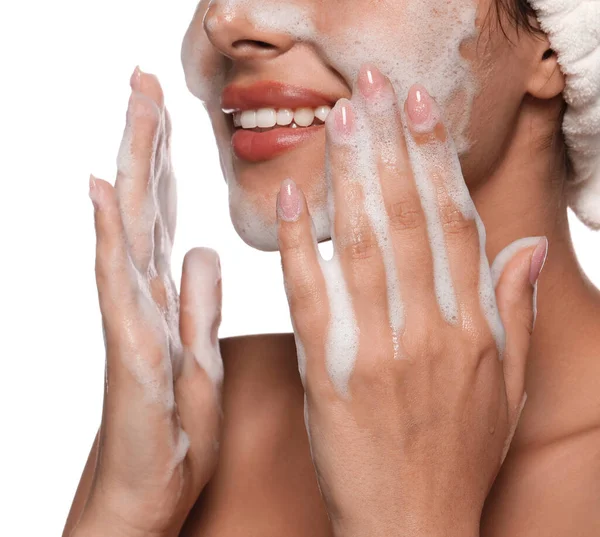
[526,39,565,99]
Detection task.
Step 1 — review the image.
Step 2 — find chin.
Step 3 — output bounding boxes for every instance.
[225,130,331,251]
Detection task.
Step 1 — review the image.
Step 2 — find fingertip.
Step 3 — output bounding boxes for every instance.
[183,247,222,285]
[135,68,165,110]
[404,84,445,142]
[277,178,303,223]
[491,237,545,290]
[529,237,548,286]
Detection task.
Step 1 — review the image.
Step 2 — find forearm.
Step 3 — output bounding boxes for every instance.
[63,432,100,537]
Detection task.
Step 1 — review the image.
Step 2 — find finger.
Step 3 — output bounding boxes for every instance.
[179,247,224,388]
[492,236,548,422]
[157,107,177,248]
[115,68,162,274]
[405,85,482,326]
[357,65,437,324]
[132,70,177,274]
[325,99,392,362]
[90,175,174,415]
[89,175,138,333]
[177,248,223,483]
[276,179,330,390]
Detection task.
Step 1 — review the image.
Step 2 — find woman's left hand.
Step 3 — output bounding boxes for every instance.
[277,65,547,537]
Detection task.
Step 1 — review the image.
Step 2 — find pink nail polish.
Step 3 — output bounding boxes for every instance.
[130,65,142,91]
[406,84,437,132]
[89,174,100,210]
[529,236,548,285]
[358,64,387,99]
[329,99,355,140]
[277,178,302,222]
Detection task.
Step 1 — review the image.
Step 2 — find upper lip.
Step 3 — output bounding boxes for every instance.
[221,80,339,112]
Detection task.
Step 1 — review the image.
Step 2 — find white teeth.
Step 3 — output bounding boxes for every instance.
[294,108,315,127]
[231,105,332,130]
[256,108,277,128]
[240,110,257,129]
[277,108,294,126]
[315,105,331,122]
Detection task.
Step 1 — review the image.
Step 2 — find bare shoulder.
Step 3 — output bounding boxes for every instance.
[482,418,600,536]
[181,333,331,537]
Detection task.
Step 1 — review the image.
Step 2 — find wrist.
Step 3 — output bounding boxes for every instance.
[71,495,179,537]
[332,511,480,537]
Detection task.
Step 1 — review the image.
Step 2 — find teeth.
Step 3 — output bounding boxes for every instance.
[315,106,331,122]
[230,105,331,130]
[256,108,277,128]
[277,108,294,126]
[240,110,257,129]
[294,108,315,127]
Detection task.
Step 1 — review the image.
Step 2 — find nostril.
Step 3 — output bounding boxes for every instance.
[232,39,277,51]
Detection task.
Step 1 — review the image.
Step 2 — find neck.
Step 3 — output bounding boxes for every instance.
[472,98,600,446]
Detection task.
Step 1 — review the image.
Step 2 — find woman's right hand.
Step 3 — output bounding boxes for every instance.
[73,68,224,537]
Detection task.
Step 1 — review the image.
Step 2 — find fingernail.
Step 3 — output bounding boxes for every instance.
[130,65,142,91]
[529,236,548,285]
[277,178,302,222]
[89,174,100,210]
[358,64,387,99]
[328,98,355,141]
[406,84,437,132]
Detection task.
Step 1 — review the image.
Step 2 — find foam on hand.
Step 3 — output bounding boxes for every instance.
[181,0,480,252]
[182,0,512,394]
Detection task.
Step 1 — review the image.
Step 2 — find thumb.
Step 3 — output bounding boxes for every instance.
[491,236,548,423]
[175,247,224,487]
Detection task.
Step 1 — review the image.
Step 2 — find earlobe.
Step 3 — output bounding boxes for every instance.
[526,47,565,100]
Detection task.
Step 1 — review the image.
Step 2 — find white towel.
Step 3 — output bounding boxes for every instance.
[530,0,600,228]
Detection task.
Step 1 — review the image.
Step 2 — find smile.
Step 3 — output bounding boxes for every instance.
[221,80,339,162]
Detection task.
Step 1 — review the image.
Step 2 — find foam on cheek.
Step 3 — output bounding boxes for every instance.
[186,0,480,251]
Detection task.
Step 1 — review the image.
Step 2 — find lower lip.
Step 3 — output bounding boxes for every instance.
[231,125,323,163]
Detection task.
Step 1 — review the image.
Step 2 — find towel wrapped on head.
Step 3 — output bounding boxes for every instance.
[530,0,600,228]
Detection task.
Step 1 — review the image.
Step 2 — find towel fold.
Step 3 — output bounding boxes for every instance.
[530,0,600,228]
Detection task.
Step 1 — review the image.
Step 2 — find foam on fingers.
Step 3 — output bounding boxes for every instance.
[180,248,224,388]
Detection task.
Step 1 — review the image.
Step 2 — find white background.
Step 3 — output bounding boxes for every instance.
[1,1,598,535]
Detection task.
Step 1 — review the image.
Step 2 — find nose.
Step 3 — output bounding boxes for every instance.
[203,3,296,61]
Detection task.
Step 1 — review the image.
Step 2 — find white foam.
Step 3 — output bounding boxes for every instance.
[319,255,359,398]
[182,0,480,251]
[181,248,224,387]
[182,0,512,393]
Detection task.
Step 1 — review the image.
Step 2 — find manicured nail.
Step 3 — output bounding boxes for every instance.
[328,98,355,141]
[358,64,387,99]
[89,174,100,210]
[406,84,437,132]
[529,236,548,285]
[277,178,302,222]
[130,65,142,91]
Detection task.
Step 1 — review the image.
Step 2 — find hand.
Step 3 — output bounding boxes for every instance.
[276,65,547,537]
[75,68,223,537]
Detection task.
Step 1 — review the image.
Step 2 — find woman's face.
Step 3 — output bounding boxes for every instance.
[182,0,535,250]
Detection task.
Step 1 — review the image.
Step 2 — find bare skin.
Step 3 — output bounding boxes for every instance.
[65,0,600,533]
[67,91,600,537]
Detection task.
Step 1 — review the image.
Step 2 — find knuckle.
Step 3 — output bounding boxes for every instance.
[286,274,321,318]
[388,198,424,232]
[342,229,379,261]
[440,204,473,236]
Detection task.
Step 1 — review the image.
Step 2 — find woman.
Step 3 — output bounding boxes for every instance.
[64,0,600,535]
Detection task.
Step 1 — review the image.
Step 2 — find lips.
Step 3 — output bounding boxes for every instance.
[222,81,337,162]
[222,81,337,112]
